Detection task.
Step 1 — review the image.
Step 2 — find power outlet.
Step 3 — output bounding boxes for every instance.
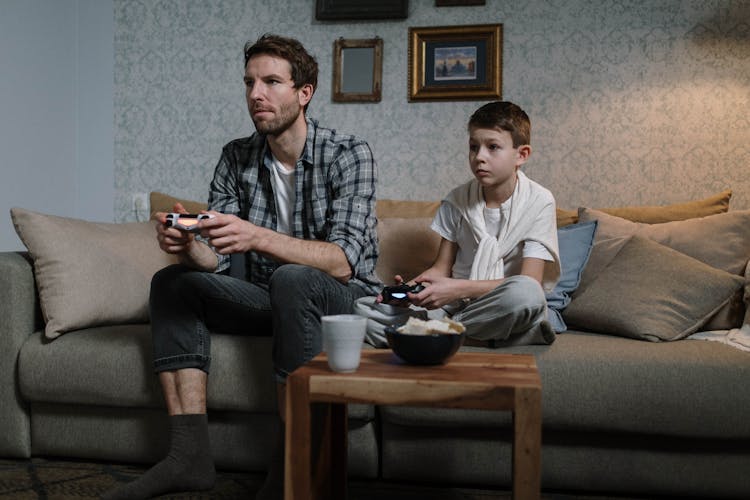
[132,193,149,221]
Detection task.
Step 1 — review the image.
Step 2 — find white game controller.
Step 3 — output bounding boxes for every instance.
[164,213,214,232]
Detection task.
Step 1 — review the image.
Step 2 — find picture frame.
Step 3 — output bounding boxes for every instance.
[316,0,408,20]
[436,0,486,5]
[408,24,502,101]
[332,38,383,103]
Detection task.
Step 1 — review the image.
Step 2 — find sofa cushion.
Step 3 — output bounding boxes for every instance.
[380,332,750,439]
[575,208,750,330]
[10,208,177,339]
[555,189,731,227]
[17,326,277,412]
[563,236,744,341]
[17,326,374,419]
[545,220,597,332]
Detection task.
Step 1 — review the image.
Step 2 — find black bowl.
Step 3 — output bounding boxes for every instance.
[385,326,464,365]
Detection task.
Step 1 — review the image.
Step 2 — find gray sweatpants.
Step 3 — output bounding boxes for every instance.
[451,275,554,345]
[355,274,554,347]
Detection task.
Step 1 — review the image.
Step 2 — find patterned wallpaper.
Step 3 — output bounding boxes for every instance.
[114,0,750,222]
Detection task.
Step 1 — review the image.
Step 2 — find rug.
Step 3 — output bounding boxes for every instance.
[0,457,652,499]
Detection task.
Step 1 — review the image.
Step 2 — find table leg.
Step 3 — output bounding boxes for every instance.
[512,386,542,500]
[329,403,348,499]
[286,373,311,500]
[310,402,348,500]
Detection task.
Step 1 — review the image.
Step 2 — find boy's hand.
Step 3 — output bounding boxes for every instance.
[407,275,462,310]
[377,275,410,305]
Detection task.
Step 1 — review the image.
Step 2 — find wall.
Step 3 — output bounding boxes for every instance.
[0,0,113,251]
[114,0,750,222]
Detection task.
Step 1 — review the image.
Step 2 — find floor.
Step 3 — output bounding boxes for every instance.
[0,457,680,499]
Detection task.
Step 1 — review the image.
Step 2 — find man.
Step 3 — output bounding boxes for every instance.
[104,33,379,500]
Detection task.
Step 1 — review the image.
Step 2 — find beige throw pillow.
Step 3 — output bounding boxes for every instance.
[555,189,732,227]
[575,208,750,330]
[376,217,440,283]
[10,208,178,339]
[563,236,744,341]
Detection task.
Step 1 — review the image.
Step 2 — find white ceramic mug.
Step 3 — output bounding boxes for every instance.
[321,314,367,373]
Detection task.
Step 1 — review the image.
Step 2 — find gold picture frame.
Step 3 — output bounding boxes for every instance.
[408,24,502,101]
[332,38,383,103]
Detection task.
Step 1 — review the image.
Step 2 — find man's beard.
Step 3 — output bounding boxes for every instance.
[252,100,301,136]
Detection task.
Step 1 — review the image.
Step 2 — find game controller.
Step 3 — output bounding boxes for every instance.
[165,213,214,233]
[381,283,426,302]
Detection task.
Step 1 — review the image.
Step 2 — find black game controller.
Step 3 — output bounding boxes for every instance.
[165,213,214,233]
[381,283,426,302]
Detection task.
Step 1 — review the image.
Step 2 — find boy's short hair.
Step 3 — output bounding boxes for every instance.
[468,101,530,148]
[243,33,318,93]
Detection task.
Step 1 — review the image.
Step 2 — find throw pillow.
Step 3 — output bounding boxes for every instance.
[556,208,579,228]
[375,217,441,284]
[575,208,750,330]
[149,191,208,219]
[555,189,731,227]
[10,208,178,339]
[545,220,598,333]
[563,236,744,342]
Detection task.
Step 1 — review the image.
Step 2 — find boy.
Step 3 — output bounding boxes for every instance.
[385,101,559,346]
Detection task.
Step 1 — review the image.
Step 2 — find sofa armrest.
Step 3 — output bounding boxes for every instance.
[0,251,40,457]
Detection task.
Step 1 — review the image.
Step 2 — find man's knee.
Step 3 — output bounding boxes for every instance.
[269,264,334,302]
[269,263,317,287]
[150,264,214,318]
[151,263,189,297]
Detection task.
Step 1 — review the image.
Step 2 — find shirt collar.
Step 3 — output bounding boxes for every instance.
[300,116,317,166]
[262,115,317,169]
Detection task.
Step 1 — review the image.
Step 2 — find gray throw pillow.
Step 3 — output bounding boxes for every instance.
[576,208,750,330]
[563,236,744,341]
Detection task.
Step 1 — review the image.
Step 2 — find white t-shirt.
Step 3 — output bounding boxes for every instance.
[270,156,295,235]
[431,197,553,280]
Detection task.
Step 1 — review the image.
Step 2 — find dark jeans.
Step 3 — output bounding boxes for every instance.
[149,263,368,381]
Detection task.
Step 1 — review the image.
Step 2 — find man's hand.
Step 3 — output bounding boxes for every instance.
[154,202,218,271]
[196,212,259,255]
[155,203,194,255]
[198,212,352,282]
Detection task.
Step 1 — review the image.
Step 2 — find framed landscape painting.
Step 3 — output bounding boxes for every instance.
[408,24,502,101]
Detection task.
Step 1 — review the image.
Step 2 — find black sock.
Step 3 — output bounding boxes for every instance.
[102,413,216,500]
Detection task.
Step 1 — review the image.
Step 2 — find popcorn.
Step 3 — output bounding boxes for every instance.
[397,317,465,335]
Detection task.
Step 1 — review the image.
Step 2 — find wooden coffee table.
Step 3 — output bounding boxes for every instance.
[284,350,542,500]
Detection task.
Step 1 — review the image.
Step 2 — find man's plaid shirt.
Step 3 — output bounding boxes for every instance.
[207,117,379,293]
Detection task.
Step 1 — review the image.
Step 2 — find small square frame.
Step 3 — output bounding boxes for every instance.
[332,38,383,102]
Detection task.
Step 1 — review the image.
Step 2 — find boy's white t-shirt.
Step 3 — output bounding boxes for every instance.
[270,156,295,235]
[431,197,553,280]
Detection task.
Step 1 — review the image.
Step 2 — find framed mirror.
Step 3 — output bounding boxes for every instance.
[332,38,383,103]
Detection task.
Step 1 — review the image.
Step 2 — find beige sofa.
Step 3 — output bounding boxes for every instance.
[2,190,749,498]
